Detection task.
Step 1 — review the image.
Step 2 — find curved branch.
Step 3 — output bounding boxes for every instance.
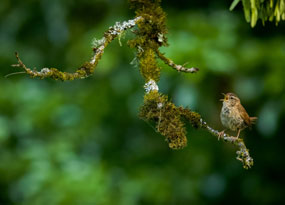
[11,16,143,81]
[156,49,199,73]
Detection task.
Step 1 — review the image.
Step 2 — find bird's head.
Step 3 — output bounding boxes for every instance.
[220,93,240,106]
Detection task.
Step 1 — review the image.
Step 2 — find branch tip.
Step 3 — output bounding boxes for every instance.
[156,49,199,73]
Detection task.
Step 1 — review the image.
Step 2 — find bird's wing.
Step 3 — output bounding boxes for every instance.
[239,104,251,127]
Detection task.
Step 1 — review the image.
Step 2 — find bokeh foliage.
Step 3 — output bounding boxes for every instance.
[0,0,284,204]
[230,0,285,27]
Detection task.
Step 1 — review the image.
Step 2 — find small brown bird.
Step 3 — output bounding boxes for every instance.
[220,93,257,138]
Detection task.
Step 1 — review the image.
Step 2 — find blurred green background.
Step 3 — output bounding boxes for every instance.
[0,0,284,204]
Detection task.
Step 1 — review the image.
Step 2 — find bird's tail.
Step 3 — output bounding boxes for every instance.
[250,117,258,124]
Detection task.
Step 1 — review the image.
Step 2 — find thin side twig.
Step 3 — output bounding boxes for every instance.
[10,16,143,81]
[156,49,199,73]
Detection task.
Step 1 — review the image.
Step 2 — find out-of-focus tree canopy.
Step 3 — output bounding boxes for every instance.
[230,0,285,27]
[0,0,284,204]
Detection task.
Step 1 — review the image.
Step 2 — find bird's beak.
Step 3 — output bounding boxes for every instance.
[220,93,226,101]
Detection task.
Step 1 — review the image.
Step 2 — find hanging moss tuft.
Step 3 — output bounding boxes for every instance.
[139,48,160,81]
[139,91,203,149]
[128,0,168,82]
[139,91,187,149]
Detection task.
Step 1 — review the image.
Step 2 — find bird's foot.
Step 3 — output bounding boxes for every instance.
[236,129,241,139]
[218,130,225,140]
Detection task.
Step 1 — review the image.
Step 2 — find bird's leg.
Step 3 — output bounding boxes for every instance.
[236,129,241,138]
[218,130,226,140]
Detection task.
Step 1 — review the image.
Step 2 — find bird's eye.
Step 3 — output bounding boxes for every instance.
[230,96,234,100]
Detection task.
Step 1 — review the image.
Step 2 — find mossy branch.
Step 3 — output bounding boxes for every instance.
[128,0,168,82]
[156,49,199,73]
[142,80,253,169]
[11,17,143,81]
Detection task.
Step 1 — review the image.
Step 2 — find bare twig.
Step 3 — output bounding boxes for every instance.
[4,71,27,78]
[200,119,254,169]
[10,16,143,81]
[156,49,199,73]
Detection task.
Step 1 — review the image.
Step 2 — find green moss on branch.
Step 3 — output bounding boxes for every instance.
[139,90,202,149]
[11,17,143,81]
[128,0,168,82]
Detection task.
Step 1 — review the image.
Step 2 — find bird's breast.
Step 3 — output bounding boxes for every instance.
[220,104,244,131]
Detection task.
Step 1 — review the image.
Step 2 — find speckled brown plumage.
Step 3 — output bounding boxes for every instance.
[220,93,257,138]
